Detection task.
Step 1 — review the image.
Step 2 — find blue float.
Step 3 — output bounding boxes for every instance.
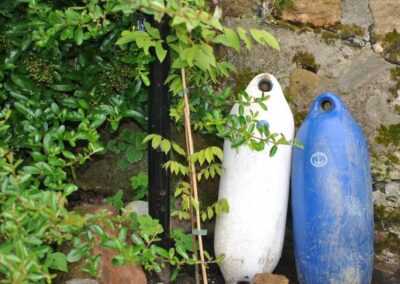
[291,92,374,284]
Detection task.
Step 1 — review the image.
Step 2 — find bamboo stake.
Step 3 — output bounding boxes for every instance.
[183,117,200,284]
[181,68,208,284]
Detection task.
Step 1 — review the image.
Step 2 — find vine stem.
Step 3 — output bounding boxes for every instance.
[181,68,208,284]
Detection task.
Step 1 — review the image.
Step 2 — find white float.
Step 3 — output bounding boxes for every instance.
[214,73,294,283]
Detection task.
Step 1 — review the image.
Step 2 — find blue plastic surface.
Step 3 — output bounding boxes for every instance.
[291,93,374,284]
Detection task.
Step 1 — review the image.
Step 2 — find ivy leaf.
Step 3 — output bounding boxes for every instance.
[155,40,167,63]
[250,29,280,50]
[126,146,143,164]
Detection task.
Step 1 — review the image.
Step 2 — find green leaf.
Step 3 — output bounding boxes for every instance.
[221,198,230,212]
[211,147,223,160]
[131,172,148,189]
[160,139,171,154]
[140,73,150,86]
[269,145,278,157]
[105,190,124,211]
[250,29,280,50]
[10,74,35,92]
[78,99,89,110]
[213,28,240,51]
[231,136,246,148]
[126,146,143,164]
[155,40,167,63]
[294,138,304,149]
[14,102,33,118]
[172,142,186,156]
[49,84,77,92]
[151,135,162,149]
[176,246,189,259]
[237,27,252,49]
[67,248,85,263]
[143,134,157,144]
[74,27,84,46]
[46,252,68,272]
[100,32,118,52]
[224,28,240,51]
[91,114,107,129]
[131,234,144,245]
[144,22,160,39]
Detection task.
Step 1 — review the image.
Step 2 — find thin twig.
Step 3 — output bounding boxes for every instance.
[181,68,208,284]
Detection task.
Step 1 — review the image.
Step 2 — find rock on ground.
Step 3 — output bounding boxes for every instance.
[63,205,147,284]
[253,273,289,284]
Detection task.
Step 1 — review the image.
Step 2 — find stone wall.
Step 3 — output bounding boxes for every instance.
[215,0,400,278]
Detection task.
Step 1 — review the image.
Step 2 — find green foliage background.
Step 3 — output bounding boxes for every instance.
[0,0,290,282]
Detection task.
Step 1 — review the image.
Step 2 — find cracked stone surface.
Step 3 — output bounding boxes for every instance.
[341,0,374,40]
[224,17,400,150]
[370,0,400,35]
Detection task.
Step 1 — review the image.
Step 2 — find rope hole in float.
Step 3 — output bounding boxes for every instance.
[258,79,273,92]
[320,99,334,112]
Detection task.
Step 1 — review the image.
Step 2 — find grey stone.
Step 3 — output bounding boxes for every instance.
[371,152,400,181]
[365,92,400,129]
[389,226,400,239]
[373,190,387,207]
[376,250,400,266]
[65,280,98,284]
[385,182,400,199]
[373,181,387,192]
[340,0,373,40]
[385,182,400,208]
[124,200,149,216]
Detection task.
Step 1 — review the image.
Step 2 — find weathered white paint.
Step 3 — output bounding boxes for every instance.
[214,73,294,284]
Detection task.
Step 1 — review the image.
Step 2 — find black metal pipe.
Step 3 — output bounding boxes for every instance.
[148,15,170,250]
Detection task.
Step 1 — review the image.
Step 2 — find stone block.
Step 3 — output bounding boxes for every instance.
[281,0,341,28]
[370,0,400,35]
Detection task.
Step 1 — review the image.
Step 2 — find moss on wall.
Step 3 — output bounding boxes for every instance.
[389,67,400,97]
[381,29,400,64]
[374,205,400,255]
[375,124,400,147]
[292,51,320,73]
[273,0,294,16]
[232,69,259,94]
